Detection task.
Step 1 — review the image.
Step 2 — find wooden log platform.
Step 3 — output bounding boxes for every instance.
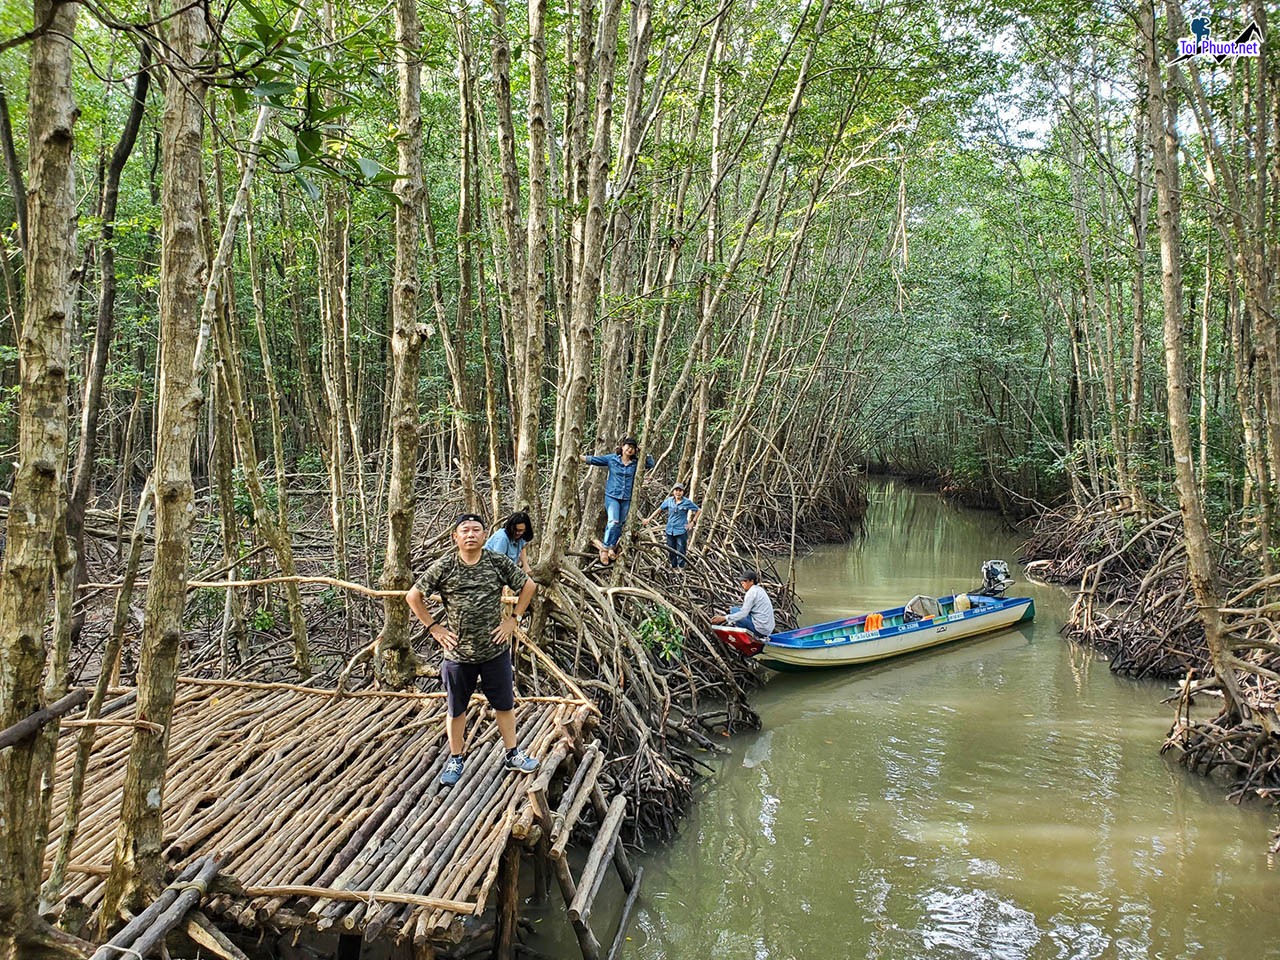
[42,677,595,948]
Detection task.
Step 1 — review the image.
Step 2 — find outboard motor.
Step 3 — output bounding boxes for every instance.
[977,559,1015,598]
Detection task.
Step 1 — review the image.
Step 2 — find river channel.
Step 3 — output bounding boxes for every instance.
[534,481,1280,959]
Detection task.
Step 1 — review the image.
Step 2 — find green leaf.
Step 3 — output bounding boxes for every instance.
[355,157,380,181]
[296,127,322,161]
[293,173,320,201]
[239,0,272,29]
[311,103,351,124]
[252,81,295,100]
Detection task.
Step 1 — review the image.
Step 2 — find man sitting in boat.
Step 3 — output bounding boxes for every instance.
[712,570,776,637]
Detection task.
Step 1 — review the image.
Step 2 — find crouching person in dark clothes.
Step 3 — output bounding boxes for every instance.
[406,513,540,786]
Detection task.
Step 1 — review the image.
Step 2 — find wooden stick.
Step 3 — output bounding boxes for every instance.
[183,910,250,960]
[605,865,644,960]
[0,688,88,749]
[67,863,110,877]
[239,886,477,915]
[492,843,520,960]
[511,805,537,841]
[550,854,601,960]
[89,858,213,960]
[81,575,408,598]
[516,630,600,711]
[550,748,604,860]
[591,782,637,889]
[568,794,627,923]
[525,740,572,831]
[61,718,164,735]
[117,858,221,960]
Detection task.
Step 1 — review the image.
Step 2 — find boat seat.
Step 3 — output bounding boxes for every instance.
[905,595,942,621]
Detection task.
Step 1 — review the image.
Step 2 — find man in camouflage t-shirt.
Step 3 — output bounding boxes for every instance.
[406,514,540,786]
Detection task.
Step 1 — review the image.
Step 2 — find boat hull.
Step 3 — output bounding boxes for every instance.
[756,596,1034,671]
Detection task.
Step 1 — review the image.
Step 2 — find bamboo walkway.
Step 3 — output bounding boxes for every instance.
[44,678,598,950]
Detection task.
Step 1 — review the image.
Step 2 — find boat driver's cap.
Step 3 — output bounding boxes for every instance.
[739,570,760,584]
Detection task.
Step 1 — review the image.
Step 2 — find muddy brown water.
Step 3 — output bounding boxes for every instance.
[529,481,1280,959]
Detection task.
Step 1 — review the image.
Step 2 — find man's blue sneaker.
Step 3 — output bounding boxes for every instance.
[440,755,465,786]
[504,747,539,774]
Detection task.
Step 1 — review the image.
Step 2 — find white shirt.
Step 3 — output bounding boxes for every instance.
[729,584,775,634]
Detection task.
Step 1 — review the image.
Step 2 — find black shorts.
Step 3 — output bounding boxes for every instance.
[441,650,515,717]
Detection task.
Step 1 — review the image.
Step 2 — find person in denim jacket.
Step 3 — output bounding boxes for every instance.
[646,482,700,569]
[584,437,654,563]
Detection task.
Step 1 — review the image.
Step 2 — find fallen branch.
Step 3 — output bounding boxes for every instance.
[0,688,89,750]
[81,575,407,599]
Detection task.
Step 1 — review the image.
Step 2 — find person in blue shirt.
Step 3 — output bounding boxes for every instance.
[484,510,534,574]
[583,437,655,564]
[646,481,699,569]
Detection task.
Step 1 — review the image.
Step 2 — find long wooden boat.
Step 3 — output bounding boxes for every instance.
[713,592,1035,672]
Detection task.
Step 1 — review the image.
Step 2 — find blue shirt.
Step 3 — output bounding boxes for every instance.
[584,452,655,501]
[658,496,700,535]
[484,529,527,566]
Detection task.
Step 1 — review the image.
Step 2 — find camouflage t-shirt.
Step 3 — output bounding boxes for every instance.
[414,551,528,663]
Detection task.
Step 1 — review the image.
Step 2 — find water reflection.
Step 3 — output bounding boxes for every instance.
[530,481,1280,960]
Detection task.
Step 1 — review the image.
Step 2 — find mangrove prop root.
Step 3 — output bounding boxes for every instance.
[1026,491,1280,836]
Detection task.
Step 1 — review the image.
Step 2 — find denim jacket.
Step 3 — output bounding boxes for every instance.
[659,496,700,535]
[585,452,655,501]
